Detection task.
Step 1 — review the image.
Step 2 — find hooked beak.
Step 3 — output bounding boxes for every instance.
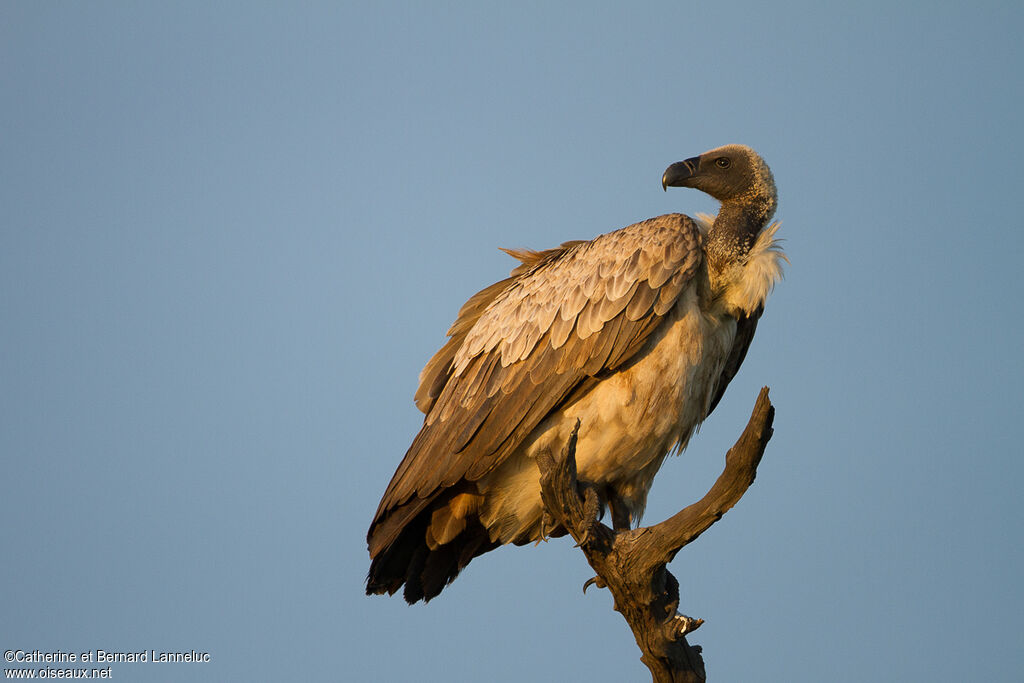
[662,156,701,191]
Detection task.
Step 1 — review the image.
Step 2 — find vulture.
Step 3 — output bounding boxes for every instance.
[367,144,785,603]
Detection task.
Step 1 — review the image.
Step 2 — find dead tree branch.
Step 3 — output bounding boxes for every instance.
[536,387,775,682]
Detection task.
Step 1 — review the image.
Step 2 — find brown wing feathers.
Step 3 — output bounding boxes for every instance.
[367,214,703,601]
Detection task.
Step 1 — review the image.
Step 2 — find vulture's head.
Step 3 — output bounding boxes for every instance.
[662,144,776,210]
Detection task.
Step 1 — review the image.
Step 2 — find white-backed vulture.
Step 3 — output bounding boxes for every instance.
[367,144,786,603]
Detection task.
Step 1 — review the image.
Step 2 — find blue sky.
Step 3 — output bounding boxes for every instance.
[2,2,1021,681]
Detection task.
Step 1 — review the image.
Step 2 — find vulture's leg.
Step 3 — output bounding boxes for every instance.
[607,489,632,531]
[573,483,603,547]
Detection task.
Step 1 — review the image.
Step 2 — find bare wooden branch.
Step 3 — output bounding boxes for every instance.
[537,387,775,682]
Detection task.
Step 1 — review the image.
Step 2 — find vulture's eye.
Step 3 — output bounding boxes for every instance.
[715,157,731,169]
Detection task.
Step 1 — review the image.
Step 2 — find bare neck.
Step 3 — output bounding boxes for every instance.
[707,192,776,270]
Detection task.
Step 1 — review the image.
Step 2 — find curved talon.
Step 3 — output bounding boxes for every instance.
[582,576,606,594]
[536,510,555,545]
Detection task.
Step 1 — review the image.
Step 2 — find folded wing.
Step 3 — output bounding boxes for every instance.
[368,214,704,556]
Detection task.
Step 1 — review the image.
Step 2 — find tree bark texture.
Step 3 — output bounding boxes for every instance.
[536,387,775,682]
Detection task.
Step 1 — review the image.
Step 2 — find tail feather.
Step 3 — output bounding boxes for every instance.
[366,505,497,604]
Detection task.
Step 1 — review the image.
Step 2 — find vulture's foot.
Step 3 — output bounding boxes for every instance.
[582,575,606,594]
[535,510,556,545]
[573,485,602,547]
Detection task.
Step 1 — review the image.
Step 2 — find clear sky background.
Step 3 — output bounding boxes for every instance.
[2,2,1021,681]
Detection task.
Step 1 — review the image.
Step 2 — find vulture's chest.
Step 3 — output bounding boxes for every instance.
[564,286,738,482]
